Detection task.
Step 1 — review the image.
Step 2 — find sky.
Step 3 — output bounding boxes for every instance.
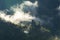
[0,0,59,31]
[0,0,59,40]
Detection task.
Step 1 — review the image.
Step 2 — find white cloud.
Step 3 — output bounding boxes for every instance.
[58,6,60,10]
[0,1,38,25]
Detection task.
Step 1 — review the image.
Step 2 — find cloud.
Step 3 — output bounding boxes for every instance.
[58,6,60,10]
[0,1,38,25]
[58,6,60,16]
